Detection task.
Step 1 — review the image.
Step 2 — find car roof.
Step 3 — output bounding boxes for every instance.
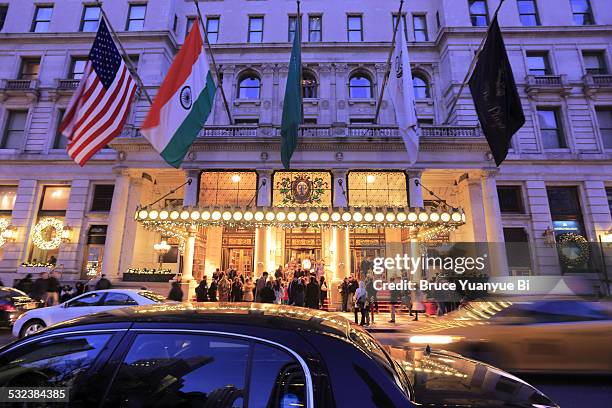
[52,302,353,338]
[78,289,149,295]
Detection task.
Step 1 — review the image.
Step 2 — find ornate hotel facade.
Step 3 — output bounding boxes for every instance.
[0,0,610,293]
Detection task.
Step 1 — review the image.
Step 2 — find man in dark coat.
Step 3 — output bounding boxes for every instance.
[259,281,276,303]
[15,273,34,295]
[195,277,209,302]
[208,278,218,302]
[255,272,268,302]
[305,276,320,309]
[95,274,111,290]
[288,277,305,307]
[31,273,49,302]
[168,281,183,301]
[339,278,349,312]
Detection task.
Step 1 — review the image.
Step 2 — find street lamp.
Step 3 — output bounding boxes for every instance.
[153,240,171,271]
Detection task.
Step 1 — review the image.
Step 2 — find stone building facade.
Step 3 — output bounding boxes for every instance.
[0,0,610,292]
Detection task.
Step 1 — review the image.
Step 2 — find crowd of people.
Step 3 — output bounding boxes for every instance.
[11,271,112,306]
[170,265,330,311]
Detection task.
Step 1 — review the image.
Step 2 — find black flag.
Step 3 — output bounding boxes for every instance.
[469,17,525,166]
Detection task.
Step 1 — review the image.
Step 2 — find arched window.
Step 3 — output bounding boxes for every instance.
[302,71,317,98]
[413,75,430,99]
[349,72,373,99]
[237,73,261,99]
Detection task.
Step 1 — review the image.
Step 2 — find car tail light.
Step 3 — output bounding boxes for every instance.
[0,304,17,312]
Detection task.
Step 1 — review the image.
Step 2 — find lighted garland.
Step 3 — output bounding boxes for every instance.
[32,217,64,250]
[125,268,173,275]
[21,261,54,268]
[0,218,9,247]
[557,233,590,267]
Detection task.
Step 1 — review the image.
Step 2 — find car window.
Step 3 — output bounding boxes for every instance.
[103,293,138,306]
[0,334,111,388]
[106,333,250,407]
[248,343,307,408]
[66,292,104,307]
[0,288,25,299]
[137,291,170,303]
[493,301,611,324]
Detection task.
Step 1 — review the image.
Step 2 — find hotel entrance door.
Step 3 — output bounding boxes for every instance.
[284,228,322,266]
[221,227,255,276]
[350,228,386,279]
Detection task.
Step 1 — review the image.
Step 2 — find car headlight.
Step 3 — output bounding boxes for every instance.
[408,335,464,345]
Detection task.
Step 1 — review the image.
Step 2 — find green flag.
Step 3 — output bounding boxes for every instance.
[281,21,302,169]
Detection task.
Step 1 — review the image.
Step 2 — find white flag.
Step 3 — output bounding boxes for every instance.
[387,18,419,164]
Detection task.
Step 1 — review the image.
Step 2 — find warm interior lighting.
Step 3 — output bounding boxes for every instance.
[231,174,241,183]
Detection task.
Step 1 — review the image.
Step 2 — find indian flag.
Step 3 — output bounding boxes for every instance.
[142,18,216,168]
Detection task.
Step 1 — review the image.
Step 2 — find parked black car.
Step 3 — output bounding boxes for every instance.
[0,287,41,328]
[0,303,558,407]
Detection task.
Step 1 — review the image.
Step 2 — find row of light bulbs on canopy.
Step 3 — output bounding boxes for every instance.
[136,207,465,225]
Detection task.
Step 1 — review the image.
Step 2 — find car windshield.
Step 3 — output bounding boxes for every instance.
[138,291,170,303]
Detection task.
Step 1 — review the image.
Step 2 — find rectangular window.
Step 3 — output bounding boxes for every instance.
[19,58,40,80]
[0,186,17,211]
[517,0,540,26]
[80,5,100,32]
[595,108,612,149]
[54,109,67,149]
[571,0,594,25]
[186,17,196,39]
[69,58,87,80]
[503,228,531,269]
[206,17,219,43]
[468,0,489,27]
[308,15,322,42]
[248,16,264,43]
[91,185,114,212]
[347,15,363,42]
[126,4,146,31]
[412,14,428,41]
[537,108,566,149]
[41,186,70,211]
[392,14,408,41]
[31,5,52,32]
[288,15,297,42]
[583,51,608,74]
[2,110,27,149]
[0,5,8,31]
[497,186,524,213]
[526,52,551,75]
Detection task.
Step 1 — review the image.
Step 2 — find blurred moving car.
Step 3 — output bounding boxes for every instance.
[12,289,170,338]
[0,303,558,407]
[0,287,41,328]
[404,299,612,374]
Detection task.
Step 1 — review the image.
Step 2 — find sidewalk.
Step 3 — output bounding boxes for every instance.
[335,311,439,332]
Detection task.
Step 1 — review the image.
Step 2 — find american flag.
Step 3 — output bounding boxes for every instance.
[60,18,137,166]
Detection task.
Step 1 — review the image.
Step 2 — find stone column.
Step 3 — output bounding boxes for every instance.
[319,63,333,124]
[481,170,509,276]
[256,169,273,207]
[183,169,200,206]
[101,168,131,281]
[406,170,424,207]
[254,227,266,277]
[465,175,488,242]
[331,169,348,207]
[260,63,275,124]
[118,177,143,275]
[59,179,90,277]
[524,181,560,275]
[0,179,37,279]
[334,227,350,278]
[334,63,349,124]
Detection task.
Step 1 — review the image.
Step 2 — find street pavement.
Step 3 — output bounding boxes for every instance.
[1,316,611,407]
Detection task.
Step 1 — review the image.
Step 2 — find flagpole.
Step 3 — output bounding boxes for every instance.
[443,0,507,124]
[374,0,404,124]
[194,0,234,125]
[94,1,153,105]
[297,1,304,125]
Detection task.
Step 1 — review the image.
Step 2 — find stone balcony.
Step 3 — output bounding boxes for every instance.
[525,74,572,98]
[49,78,81,101]
[0,79,40,102]
[118,124,482,140]
[583,73,612,98]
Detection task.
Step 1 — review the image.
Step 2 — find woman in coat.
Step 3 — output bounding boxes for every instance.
[305,276,320,309]
[168,281,183,302]
[242,278,255,302]
[195,277,209,302]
